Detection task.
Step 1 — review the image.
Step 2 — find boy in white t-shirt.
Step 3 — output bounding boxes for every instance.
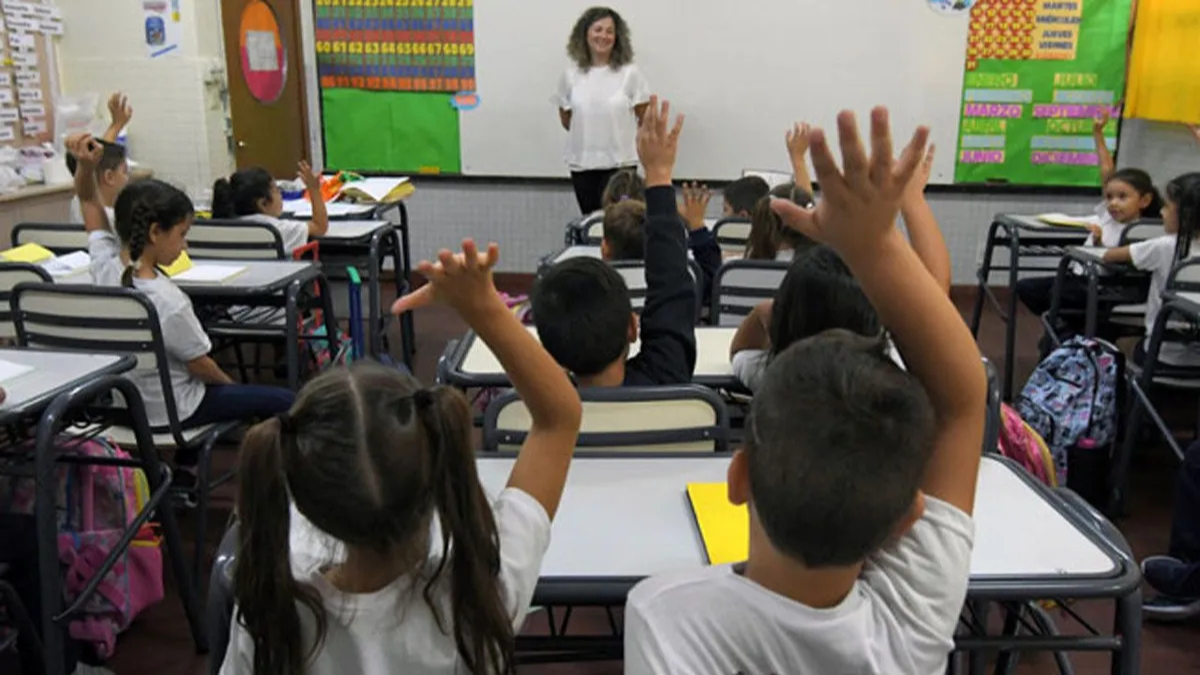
[67,93,133,226]
[625,109,987,675]
[210,164,328,255]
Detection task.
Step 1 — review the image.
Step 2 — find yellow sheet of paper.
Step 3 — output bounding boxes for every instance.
[1036,214,1093,228]
[686,483,748,565]
[162,251,194,277]
[1,242,55,263]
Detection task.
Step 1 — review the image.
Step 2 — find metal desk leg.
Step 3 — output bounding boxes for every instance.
[317,273,339,361]
[367,229,384,357]
[1085,264,1100,338]
[34,406,66,675]
[1045,256,1073,358]
[397,203,416,367]
[1113,588,1142,675]
[970,219,1003,337]
[285,279,302,390]
[1004,223,1021,400]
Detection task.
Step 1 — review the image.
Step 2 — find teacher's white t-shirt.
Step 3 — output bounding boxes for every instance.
[555,63,650,171]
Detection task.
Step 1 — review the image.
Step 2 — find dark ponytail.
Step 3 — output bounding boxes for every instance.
[418,386,514,675]
[1167,172,1200,259]
[233,417,326,675]
[112,179,194,286]
[212,168,275,218]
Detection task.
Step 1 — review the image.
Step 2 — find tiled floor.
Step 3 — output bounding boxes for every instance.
[8,287,1200,674]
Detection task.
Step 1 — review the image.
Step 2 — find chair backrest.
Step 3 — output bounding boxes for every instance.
[189,219,284,260]
[610,259,702,319]
[711,259,790,327]
[0,263,51,340]
[11,283,186,440]
[740,169,792,189]
[1168,258,1200,293]
[1119,219,1166,245]
[584,215,605,245]
[483,384,730,453]
[12,222,88,255]
[712,217,752,256]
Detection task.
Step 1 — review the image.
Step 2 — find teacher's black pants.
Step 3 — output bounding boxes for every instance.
[570,168,619,215]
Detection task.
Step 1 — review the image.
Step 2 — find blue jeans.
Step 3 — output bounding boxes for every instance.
[181,384,295,429]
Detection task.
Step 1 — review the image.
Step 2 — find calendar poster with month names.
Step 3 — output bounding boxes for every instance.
[314,0,475,93]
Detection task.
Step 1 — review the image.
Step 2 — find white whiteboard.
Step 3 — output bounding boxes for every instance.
[461,0,970,182]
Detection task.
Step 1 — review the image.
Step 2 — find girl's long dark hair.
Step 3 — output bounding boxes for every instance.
[112,179,193,287]
[567,6,633,69]
[232,362,514,675]
[212,167,274,219]
[1167,172,1200,259]
[769,246,881,359]
[745,182,815,260]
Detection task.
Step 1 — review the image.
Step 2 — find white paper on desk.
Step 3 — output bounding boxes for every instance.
[284,200,374,218]
[42,251,91,277]
[173,264,248,284]
[0,358,32,384]
[339,177,411,202]
[1037,213,1100,227]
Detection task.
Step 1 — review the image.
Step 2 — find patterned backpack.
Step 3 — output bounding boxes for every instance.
[997,403,1057,487]
[0,437,164,658]
[1014,337,1120,486]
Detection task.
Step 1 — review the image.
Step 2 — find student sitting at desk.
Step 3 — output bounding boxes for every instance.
[625,108,987,675]
[745,182,817,261]
[1102,172,1200,369]
[225,241,582,675]
[676,182,723,304]
[601,167,644,207]
[532,96,697,387]
[211,164,328,256]
[70,133,128,286]
[71,137,295,435]
[721,175,770,219]
[66,93,132,226]
[1015,110,1168,346]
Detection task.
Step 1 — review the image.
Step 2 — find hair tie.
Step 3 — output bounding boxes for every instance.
[619,195,630,202]
[276,412,295,434]
[412,389,435,410]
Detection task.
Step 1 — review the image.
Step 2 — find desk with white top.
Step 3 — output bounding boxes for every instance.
[470,454,1140,672]
[174,260,337,390]
[438,326,739,390]
[0,349,133,425]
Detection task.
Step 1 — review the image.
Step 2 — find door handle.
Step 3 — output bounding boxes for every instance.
[236,140,247,148]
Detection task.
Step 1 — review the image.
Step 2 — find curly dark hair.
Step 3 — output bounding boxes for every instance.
[567,7,634,69]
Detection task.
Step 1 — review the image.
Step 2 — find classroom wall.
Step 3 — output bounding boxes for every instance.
[55,0,234,197]
[399,183,1097,284]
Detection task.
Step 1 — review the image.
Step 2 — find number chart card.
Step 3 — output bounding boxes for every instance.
[953,0,1133,186]
[314,0,476,93]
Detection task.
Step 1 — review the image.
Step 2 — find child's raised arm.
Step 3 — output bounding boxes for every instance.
[391,241,582,518]
[1093,109,1115,182]
[900,145,951,294]
[773,108,987,515]
[298,161,328,239]
[785,122,814,197]
[67,134,112,234]
[102,93,133,143]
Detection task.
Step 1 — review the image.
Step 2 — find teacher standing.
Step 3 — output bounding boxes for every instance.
[555,7,651,215]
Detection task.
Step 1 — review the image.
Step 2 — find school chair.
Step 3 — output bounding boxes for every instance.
[740,169,792,189]
[709,259,789,327]
[187,219,285,260]
[10,282,242,598]
[564,211,606,246]
[483,385,730,453]
[205,521,238,675]
[610,259,704,321]
[10,223,88,256]
[712,217,753,257]
[1119,219,1166,245]
[0,262,51,341]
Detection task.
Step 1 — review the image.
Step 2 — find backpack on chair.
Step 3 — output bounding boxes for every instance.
[1014,336,1120,487]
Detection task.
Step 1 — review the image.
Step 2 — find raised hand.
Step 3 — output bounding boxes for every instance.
[1093,108,1110,135]
[771,107,929,260]
[1189,124,1200,146]
[636,95,684,187]
[297,160,321,191]
[390,239,500,318]
[785,122,812,167]
[904,144,936,202]
[678,181,710,231]
[107,93,133,130]
[67,133,104,168]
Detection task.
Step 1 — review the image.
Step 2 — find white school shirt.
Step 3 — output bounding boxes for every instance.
[624,496,974,675]
[239,213,310,256]
[220,488,552,675]
[1083,201,1127,248]
[88,230,125,287]
[129,273,211,426]
[775,248,795,263]
[1130,234,1200,365]
[555,63,650,171]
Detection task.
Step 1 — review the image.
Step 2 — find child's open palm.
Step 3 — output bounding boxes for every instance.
[785,122,812,165]
[904,144,936,201]
[297,161,321,191]
[772,107,929,259]
[677,182,710,231]
[636,95,684,184]
[107,93,133,128]
[390,239,500,318]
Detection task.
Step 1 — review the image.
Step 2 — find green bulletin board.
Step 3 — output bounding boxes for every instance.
[954,0,1134,186]
[322,89,462,173]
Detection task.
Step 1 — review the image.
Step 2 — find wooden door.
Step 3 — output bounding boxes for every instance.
[220,0,309,176]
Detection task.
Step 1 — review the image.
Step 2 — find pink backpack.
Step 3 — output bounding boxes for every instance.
[0,437,164,658]
[997,404,1057,487]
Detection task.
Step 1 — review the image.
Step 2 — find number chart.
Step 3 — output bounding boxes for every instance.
[314,0,475,93]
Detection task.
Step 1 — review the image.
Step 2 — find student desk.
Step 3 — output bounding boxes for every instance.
[1045,246,1143,340]
[969,215,1088,400]
[0,348,207,675]
[312,219,409,365]
[542,245,695,268]
[437,326,739,390]
[470,454,1140,672]
[174,260,338,390]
